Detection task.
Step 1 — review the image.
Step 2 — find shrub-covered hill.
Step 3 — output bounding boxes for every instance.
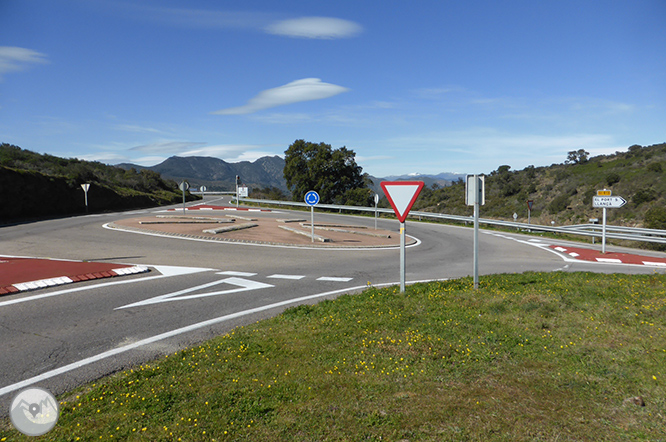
[0,143,197,223]
[410,142,666,228]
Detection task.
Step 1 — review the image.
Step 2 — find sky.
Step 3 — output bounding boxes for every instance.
[1,0,665,177]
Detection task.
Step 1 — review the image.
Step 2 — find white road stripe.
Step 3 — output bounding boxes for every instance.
[596,258,623,263]
[0,266,213,308]
[267,274,305,280]
[217,271,257,277]
[643,261,666,267]
[317,277,353,282]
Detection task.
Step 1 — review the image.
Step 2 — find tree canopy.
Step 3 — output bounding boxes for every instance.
[283,139,370,205]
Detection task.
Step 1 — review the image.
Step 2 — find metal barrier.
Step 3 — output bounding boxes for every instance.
[233,197,666,245]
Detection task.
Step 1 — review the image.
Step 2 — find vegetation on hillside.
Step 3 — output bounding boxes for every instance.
[409,143,666,229]
[0,143,196,222]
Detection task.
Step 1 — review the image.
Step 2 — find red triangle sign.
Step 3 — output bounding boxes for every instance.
[380,181,424,223]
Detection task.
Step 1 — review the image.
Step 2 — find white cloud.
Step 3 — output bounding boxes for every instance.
[212,78,349,115]
[0,47,48,79]
[265,17,362,39]
[114,124,167,134]
[130,141,206,153]
[180,144,277,159]
[108,4,361,40]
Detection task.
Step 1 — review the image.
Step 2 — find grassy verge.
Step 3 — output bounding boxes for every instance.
[2,272,665,441]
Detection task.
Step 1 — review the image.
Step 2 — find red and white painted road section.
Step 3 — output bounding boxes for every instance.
[167,204,271,212]
[0,256,149,295]
[548,245,666,267]
[481,232,666,268]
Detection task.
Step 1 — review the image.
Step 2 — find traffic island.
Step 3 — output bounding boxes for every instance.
[108,213,409,248]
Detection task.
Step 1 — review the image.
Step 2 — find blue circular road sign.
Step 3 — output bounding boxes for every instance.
[304,190,320,206]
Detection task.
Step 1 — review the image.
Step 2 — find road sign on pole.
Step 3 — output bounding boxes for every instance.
[374,193,380,230]
[81,183,90,212]
[380,181,424,293]
[304,190,320,242]
[179,181,189,214]
[465,175,485,206]
[593,191,626,253]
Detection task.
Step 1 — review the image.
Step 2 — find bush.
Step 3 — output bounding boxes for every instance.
[605,172,621,186]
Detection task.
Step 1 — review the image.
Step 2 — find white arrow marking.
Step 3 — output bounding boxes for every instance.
[115,277,273,309]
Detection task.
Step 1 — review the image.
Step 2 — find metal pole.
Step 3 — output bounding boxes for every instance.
[182,188,186,214]
[473,175,479,290]
[400,222,406,293]
[311,206,315,242]
[602,207,607,254]
[474,198,479,290]
[84,190,88,213]
[375,201,378,230]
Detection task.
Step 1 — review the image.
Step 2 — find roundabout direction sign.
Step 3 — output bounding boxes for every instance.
[304,190,320,206]
[304,190,320,242]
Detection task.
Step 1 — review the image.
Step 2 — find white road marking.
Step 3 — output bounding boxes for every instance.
[554,247,568,252]
[0,265,214,308]
[103,222,422,251]
[0,278,445,398]
[267,274,306,280]
[643,261,666,267]
[317,277,353,282]
[596,258,623,263]
[217,271,258,277]
[116,277,274,309]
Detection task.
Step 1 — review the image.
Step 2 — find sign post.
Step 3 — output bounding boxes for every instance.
[526,200,533,225]
[466,175,485,290]
[235,176,241,208]
[179,181,189,214]
[81,183,90,213]
[200,185,207,201]
[304,190,320,242]
[374,193,380,230]
[380,181,424,293]
[592,189,626,253]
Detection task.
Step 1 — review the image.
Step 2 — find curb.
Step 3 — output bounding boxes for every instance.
[0,265,149,295]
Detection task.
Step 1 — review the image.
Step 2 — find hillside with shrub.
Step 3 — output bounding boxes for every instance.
[409,143,666,230]
[0,143,195,223]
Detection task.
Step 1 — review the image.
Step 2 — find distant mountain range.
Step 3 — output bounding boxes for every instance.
[117,156,288,192]
[117,156,468,194]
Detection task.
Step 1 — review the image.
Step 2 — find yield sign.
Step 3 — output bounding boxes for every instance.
[380,181,424,223]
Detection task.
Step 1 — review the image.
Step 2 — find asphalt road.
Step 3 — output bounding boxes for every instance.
[1,196,662,413]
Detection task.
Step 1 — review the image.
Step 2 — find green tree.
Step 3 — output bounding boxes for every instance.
[565,149,590,164]
[283,139,366,204]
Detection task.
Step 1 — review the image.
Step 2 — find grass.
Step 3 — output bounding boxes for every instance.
[2,272,665,441]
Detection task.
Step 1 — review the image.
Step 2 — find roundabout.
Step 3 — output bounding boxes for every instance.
[106,205,413,248]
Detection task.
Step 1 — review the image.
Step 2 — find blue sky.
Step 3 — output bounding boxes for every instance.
[1,0,664,177]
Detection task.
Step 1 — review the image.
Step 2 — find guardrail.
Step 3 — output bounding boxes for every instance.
[234,197,666,245]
